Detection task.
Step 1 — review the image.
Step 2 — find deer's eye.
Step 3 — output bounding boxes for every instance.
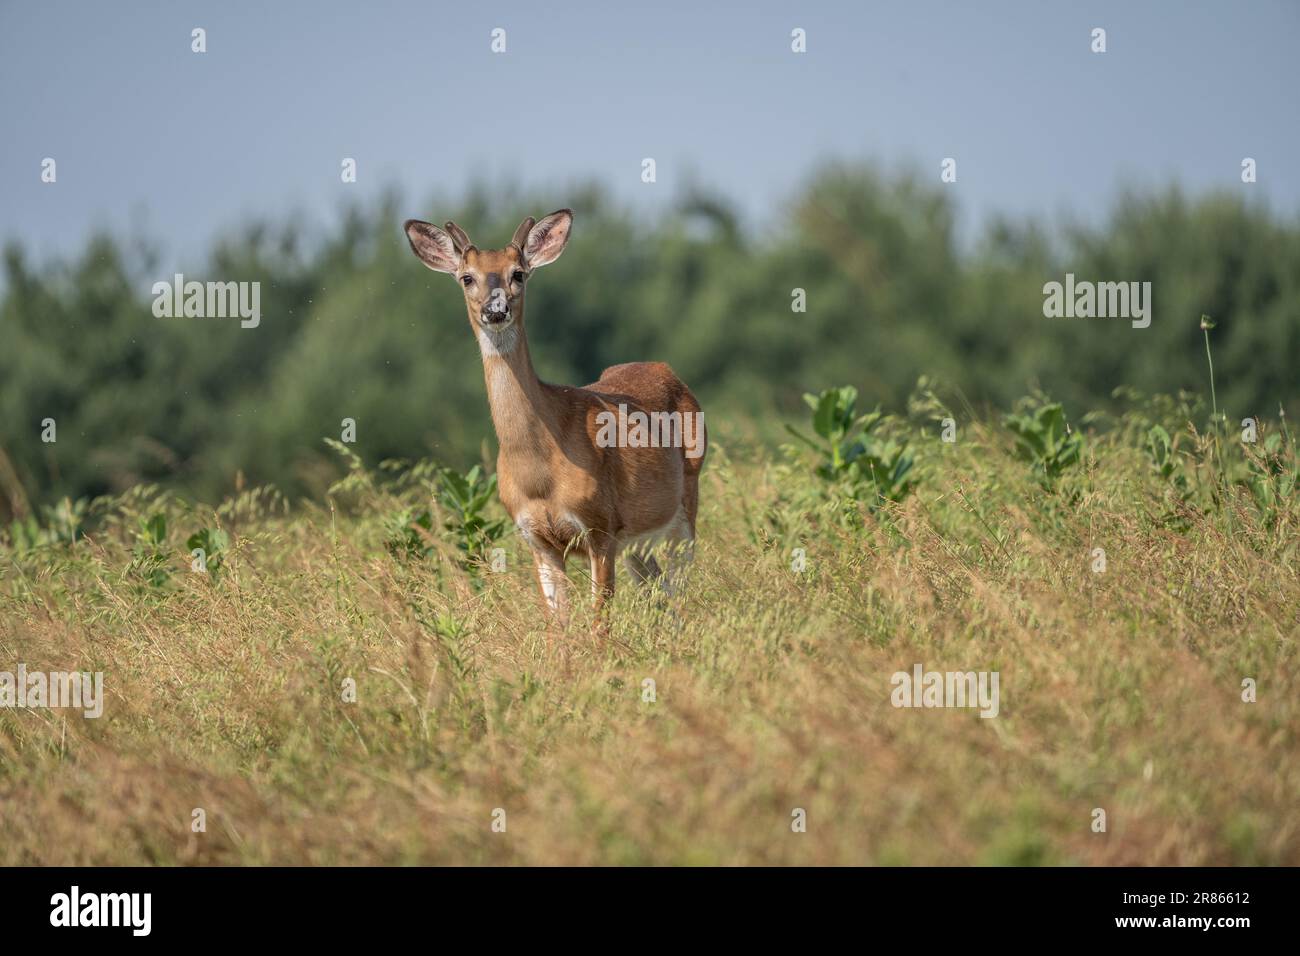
[460,274,474,287]
[511,271,525,284]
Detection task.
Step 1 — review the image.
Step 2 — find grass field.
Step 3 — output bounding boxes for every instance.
[1,386,1297,865]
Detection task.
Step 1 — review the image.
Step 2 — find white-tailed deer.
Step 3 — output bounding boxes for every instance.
[403,210,706,625]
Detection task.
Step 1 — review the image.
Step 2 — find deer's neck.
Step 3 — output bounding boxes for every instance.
[478,324,555,452]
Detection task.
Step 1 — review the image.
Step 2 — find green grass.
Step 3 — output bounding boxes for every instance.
[0,389,1296,865]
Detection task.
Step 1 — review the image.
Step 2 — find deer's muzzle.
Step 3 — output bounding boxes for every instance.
[479,306,512,328]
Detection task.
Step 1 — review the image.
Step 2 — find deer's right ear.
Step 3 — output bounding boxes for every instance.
[404,220,460,274]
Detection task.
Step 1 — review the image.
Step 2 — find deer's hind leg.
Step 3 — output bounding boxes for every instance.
[659,466,700,597]
[624,549,663,586]
[621,508,694,601]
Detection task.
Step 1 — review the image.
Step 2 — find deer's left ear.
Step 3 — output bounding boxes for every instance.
[522,209,573,269]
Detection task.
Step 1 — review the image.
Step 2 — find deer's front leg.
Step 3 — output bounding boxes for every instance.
[532,546,570,625]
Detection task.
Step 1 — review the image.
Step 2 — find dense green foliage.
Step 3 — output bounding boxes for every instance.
[2,164,1297,519]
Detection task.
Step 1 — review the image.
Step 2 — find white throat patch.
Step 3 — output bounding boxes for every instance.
[478,324,519,357]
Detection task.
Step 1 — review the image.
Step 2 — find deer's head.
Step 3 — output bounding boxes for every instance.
[404,210,572,349]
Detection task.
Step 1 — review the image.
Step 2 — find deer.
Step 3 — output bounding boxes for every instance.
[403,209,706,628]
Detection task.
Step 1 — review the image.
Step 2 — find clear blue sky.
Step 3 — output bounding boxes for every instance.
[2,0,1297,271]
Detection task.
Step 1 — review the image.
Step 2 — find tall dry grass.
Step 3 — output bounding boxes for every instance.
[1,398,1296,865]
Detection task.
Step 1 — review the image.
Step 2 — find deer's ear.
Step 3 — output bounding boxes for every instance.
[404,219,460,274]
[522,209,573,269]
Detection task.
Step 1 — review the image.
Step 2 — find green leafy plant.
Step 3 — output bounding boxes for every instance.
[3,496,88,553]
[1003,400,1083,489]
[385,507,436,559]
[786,386,916,507]
[3,515,43,553]
[1145,425,1187,488]
[129,512,173,589]
[186,527,230,580]
[386,465,508,575]
[1240,430,1298,527]
[1144,423,1196,530]
[435,465,509,567]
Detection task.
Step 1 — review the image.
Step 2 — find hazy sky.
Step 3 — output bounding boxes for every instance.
[3,0,1297,269]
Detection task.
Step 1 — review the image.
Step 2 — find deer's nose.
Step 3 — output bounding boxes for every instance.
[483,274,509,313]
[480,286,511,325]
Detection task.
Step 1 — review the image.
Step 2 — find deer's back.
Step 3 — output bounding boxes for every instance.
[587,362,699,419]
